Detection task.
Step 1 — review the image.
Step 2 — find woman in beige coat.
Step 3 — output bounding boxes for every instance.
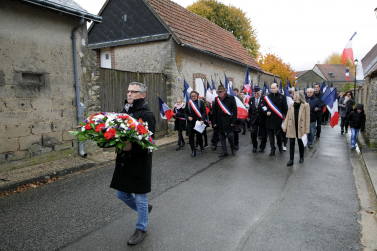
[283,91,310,166]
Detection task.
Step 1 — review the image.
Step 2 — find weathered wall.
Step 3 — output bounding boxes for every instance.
[363,75,377,148]
[296,71,326,89]
[0,0,100,170]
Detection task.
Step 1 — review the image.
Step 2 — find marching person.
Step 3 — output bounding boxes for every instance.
[338,92,347,134]
[343,91,355,133]
[247,86,267,152]
[263,83,288,156]
[283,91,310,166]
[314,83,325,140]
[346,104,366,150]
[173,99,186,150]
[305,88,320,147]
[184,91,206,157]
[111,82,156,245]
[212,85,237,157]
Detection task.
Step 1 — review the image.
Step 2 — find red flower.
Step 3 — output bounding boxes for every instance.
[118,115,129,120]
[85,123,92,130]
[137,124,148,134]
[95,123,106,133]
[138,118,144,124]
[104,128,116,140]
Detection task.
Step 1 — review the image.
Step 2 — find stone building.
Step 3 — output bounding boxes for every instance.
[88,0,280,107]
[295,70,326,89]
[312,64,355,90]
[0,0,101,170]
[361,43,377,148]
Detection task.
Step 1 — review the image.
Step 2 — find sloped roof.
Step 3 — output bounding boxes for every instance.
[296,70,309,78]
[20,0,101,22]
[361,43,377,78]
[314,64,355,82]
[145,0,261,71]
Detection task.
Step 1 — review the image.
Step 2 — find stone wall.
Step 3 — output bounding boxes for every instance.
[0,0,100,171]
[363,75,377,148]
[296,71,325,89]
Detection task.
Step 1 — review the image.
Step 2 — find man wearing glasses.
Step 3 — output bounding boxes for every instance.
[212,85,237,157]
[110,82,156,246]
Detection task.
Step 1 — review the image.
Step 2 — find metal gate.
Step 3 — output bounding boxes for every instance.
[99,68,168,138]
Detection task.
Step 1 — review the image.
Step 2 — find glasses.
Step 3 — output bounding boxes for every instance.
[217,91,224,93]
[127,90,141,94]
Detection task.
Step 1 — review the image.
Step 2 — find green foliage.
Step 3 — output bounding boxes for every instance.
[341,82,355,92]
[187,0,260,57]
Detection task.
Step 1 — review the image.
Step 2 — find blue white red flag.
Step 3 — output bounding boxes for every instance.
[226,86,248,120]
[212,79,216,90]
[183,79,192,103]
[346,69,351,82]
[158,97,174,121]
[284,86,293,108]
[343,32,357,65]
[325,88,339,128]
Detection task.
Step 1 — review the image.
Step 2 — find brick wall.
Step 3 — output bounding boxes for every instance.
[192,73,207,90]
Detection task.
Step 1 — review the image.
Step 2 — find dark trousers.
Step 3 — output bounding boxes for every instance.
[344,113,351,131]
[219,132,235,153]
[178,130,185,145]
[289,138,304,160]
[241,119,246,133]
[315,116,322,138]
[340,117,346,132]
[283,132,288,147]
[190,131,203,150]
[234,132,239,146]
[212,127,220,147]
[196,127,208,146]
[251,124,267,149]
[268,128,283,150]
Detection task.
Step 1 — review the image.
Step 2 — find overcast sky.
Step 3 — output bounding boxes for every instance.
[75,0,377,79]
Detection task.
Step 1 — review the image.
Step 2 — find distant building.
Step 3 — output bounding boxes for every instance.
[312,64,355,90]
[295,70,326,89]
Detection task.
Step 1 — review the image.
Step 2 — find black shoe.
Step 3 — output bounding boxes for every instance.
[299,158,304,163]
[181,142,185,147]
[127,229,147,245]
[219,152,228,157]
[269,150,275,156]
[259,148,264,153]
[191,150,196,157]
[148,204,153,213]
[232,149,236,155]
[176,145,180,151]
[279,147,283,153]
[204,144,209,148]
[195,145,199,150]
[234,145,239,150]
[345,130,348,133]
[341,131,344,134]
[287,160,293,166]
[200,146,204,153]
[242,131,246,135]
[252,148,257,153]
[211,146,217,151]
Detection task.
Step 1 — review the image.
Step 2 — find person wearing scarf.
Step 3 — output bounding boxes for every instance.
[173,99,186,150]
[283,91,310,166]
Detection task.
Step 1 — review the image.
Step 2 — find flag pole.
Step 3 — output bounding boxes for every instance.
[317,85,338,107]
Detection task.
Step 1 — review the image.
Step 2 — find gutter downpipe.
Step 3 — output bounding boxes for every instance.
[72,17,87,157]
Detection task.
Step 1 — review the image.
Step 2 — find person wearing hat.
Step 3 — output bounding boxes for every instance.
[212,85,238,157]
[247,86,267,152]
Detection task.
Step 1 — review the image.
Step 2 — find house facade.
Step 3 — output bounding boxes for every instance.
[312,64,355,90]
[0,0,101,170]
[88,0,279,108]
[295,70,326,89]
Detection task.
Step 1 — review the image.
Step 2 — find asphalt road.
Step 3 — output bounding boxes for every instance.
[0,125,361,251]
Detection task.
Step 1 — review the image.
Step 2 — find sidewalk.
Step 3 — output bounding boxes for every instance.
[356,132,377,198]
[0,132,188,194]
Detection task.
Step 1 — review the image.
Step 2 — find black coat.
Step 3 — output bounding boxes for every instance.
[184,99,206,137]
[305,95,320,122]
[173,106,186,131]
[212,94,237,133]
[110,98,156,194]
[345,98,355,115]
[314,91,325,116]
[263,92,288,130]
[346,104,365,130]
[248,96,266,127]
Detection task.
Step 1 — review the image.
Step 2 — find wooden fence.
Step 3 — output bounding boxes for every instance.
[99,68,168,138]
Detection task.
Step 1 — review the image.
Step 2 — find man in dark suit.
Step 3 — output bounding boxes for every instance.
[247,86,267,152]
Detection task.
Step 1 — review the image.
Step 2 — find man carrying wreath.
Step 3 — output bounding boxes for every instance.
[212,85,238,157]
[110,82,156,246]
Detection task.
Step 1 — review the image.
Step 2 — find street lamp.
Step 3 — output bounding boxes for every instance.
[354,59,358,99]
[375,8,377,19]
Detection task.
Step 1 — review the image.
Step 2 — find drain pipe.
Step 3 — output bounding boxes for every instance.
[72,17,87,157]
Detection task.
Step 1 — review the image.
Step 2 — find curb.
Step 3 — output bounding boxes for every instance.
[357,133,377,198]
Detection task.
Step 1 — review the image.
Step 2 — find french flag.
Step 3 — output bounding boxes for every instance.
[346,68,351,82]
[228,82,248,120]
[323,88,339,128]
[243,66,252,96]
[343,32,357,65]
[158,97,174,121]
[284,86,293,108]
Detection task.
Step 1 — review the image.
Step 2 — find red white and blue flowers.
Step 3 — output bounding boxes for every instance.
[69,112,157,153]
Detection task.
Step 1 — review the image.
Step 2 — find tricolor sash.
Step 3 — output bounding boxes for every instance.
[189,100,202,118]
[216,97,232,116]
[175,108,186,120]
[264,96,284,119]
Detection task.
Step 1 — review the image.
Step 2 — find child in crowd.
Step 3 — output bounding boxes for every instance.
[173,99,186,150]
[346,104,365,150]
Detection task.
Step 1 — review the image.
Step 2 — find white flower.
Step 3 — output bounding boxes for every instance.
[81,127,86,132]
[138,135,143,140]
[93,114,105,120]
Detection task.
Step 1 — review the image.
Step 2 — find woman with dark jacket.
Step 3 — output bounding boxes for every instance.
[184,91,206,157]
[173,99,186,150]
[283,91,310,166]
[343,91,355,133]
[346,104,366,150]
[338,92,347,134]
